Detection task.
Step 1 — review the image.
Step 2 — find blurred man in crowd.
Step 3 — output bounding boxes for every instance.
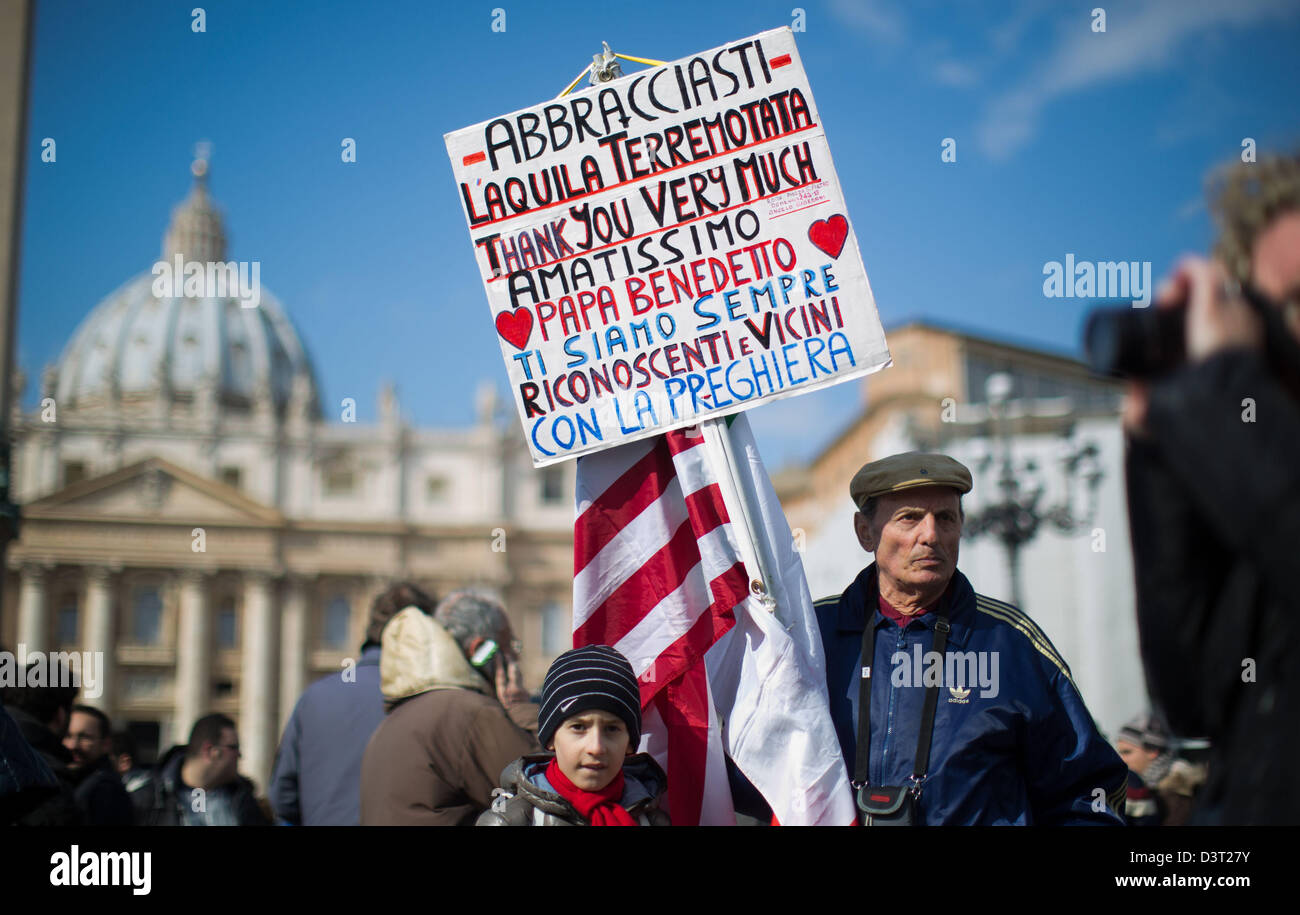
[0,699,64,825]
[271,582,436,825]
[1,661,83,825]
[62,704,133,825]
[143,713,269,826]
[110,729,157,824]
[1115,713,1172,827]
[360,590,538,825]
[1123,151,1300,824]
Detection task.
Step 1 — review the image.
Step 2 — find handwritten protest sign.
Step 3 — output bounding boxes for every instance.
[446,27,890,466]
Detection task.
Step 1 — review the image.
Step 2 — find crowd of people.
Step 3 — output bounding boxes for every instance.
[0,483,1211,828]
[1,675,272,826]
[1,587,670,827]
[2,149,1296,827]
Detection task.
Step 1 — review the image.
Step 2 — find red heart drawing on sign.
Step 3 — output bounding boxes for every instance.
[495,307,533,350]
[808,214,849,259]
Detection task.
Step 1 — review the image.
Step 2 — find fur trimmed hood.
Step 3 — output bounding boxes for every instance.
[379,606,489,703]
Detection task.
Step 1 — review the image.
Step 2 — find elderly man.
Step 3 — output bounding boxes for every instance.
[815,452,1126,825]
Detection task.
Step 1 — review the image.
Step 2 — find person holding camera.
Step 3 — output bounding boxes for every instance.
[1120,152,1300,825]
[359,591,539,825]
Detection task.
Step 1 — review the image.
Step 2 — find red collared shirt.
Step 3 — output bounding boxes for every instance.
[877,594,935,628]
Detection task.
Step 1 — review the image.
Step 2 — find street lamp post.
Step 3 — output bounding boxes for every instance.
[961,373,1104,609]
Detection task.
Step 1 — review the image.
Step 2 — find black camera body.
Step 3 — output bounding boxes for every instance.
[1083,305,1186,379]
[1084,282,1300,387]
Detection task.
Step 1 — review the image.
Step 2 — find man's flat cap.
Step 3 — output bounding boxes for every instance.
[850,452,973,510]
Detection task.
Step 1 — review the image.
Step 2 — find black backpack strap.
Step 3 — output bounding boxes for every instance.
[910,615,950,789]
[854,613,951,793]
[852,619,876,786]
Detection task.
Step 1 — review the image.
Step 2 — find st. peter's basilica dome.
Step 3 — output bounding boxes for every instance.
[47,155,320,420]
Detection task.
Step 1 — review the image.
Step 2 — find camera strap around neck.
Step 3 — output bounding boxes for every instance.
[853,607,951,789]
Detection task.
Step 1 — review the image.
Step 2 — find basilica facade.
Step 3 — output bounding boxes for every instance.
[2,161,575,788]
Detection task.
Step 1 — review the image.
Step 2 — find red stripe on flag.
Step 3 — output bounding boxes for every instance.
[770,54,792,68]
[637,562,746,701]
[574,440,678,575]
[681,479,729,537]
[575,519,701,648]
[574,485,730,648]
[663,426,705,456]
[462,151,486,165]
[656,663,710,826]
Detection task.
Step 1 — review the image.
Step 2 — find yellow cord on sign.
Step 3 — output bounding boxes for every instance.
[557,66,592,99]
[614,53,667,67]
[556,51,668,97]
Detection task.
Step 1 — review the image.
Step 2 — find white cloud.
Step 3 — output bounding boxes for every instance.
[976,0,1298,160]
[933,59,979,88]
[827,0,905,45]
[988,0,1056,54]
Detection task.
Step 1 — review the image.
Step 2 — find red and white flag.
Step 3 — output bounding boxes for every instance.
[573,415,854,825]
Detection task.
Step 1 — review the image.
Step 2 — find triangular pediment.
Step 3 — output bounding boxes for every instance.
[25,457,282,525]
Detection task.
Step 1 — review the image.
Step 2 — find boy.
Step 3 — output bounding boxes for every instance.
[477,645,668,826]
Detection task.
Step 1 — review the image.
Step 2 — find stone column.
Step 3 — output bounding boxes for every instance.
[278,574,308,734]
[82,567,117,713]
[240,572,278,791]
[39,432,60,494]
[175,571,211,739]
[16,563,48,654]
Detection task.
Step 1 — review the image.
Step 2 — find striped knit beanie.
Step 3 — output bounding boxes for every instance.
[1118,713,1170,751]
[538,645,642,750]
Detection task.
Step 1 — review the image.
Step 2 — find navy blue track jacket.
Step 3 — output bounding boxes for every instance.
[816,564,1127,825]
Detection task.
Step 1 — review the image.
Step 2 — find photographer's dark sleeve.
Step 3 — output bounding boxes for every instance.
[1129,349,1300,735]
[1144,349,1300,593]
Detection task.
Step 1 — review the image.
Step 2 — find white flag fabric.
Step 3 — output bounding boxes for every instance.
[701,415,856,826]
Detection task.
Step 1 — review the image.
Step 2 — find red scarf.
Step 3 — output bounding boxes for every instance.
[544,759,639,826]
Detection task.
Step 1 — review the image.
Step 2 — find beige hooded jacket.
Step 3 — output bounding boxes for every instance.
[358,607,538,826]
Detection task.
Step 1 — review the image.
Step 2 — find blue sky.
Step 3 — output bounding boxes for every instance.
[17,0,1300,468]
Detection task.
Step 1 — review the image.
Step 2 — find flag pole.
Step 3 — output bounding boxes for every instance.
[704,416,786,626]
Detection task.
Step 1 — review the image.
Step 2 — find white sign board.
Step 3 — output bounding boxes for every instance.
[445,27,890,466]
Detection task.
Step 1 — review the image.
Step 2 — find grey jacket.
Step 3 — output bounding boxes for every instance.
[271,644,386,825]
[476,752,670,826]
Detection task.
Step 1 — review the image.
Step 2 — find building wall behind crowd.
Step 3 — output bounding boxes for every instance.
[1,165,576,790]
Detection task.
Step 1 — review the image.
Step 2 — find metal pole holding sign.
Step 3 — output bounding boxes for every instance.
[705,415,785,624]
